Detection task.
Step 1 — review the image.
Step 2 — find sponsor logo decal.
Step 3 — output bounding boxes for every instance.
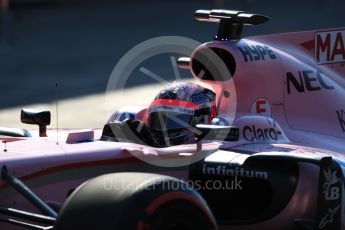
[202,164,269,180]
[148,105,194,115]
[286,70,334,94]
[319,204,341,229]
[243,124,282,142]
[237,44,277,62]
[315,30,345,64]
[317,158,342,230]
[336,110,345,132]
[322,168,340,201]
[250,98,272,117]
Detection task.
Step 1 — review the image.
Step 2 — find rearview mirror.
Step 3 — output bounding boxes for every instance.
[21,109,51,137]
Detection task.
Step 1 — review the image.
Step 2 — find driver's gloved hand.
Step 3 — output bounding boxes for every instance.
[121,119,154,146]
[101,119,154,146]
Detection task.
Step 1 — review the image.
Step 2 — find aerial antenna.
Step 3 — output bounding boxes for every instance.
[2,140,7,152]
[55,82,59,145]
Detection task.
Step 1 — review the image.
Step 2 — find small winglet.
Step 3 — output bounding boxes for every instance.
[194,9,271,40]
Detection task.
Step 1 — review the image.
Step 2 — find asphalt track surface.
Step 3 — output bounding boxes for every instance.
[1,0,345,129]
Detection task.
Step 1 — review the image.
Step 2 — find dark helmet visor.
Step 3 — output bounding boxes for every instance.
[148,111,193,131]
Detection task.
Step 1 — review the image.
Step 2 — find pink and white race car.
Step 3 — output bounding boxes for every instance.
[0,9,345,230]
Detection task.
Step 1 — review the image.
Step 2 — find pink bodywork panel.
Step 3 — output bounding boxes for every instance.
[1,27,345,229]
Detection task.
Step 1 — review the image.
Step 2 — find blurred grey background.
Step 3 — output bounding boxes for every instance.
[0,0,344,128]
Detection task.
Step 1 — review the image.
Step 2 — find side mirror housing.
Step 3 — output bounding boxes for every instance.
[21,109,51,137]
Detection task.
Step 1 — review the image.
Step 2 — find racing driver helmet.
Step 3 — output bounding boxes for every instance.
[147,82,217,147]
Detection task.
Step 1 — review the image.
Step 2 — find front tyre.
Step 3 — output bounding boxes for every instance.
[54,173,217,230]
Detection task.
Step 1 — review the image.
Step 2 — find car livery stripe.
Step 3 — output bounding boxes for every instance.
[0,156,141,189]
[149,99,198,110]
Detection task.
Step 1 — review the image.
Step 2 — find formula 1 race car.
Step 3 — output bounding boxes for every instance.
[1,9,345,230]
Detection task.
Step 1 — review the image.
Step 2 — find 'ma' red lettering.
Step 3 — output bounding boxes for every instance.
[331,32,345,61]
[316,33,331,62]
